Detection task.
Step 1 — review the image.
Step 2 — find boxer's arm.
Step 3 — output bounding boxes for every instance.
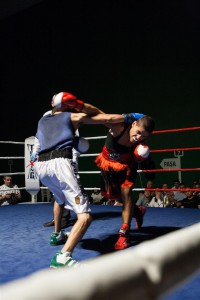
[81,103,105,115]
[71,113,124,128]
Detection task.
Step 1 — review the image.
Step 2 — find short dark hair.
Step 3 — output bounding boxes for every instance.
[136,116,155,133]
[3,175,12,179]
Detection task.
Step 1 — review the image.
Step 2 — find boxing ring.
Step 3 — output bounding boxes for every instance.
[0,126,200,300]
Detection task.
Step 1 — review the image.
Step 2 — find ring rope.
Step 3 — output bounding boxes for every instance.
[84,187,200,192]
[84,125,200,140]
[1,167,199,176]
[78,168,200,174]
[84,136,107,140]
[138,168,200,173]
[0,172,25,176]
[79,171,101,174]
[0,141,24,144]
[0,157,25,159]
[0,186,49,192]
[144,188,200,192]
[0,187,26,191]
[80,153,100,157]
[1,186,199,192]
[152,126,200,134]
[150,147,200,153]
[1,166,200,177]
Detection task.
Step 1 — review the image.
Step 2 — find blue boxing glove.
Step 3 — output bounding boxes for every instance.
[123,112,145,123]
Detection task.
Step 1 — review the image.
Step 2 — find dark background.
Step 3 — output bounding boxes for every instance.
[0,0,199,196]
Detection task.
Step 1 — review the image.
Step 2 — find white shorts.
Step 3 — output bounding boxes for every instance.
[34,158,90,214]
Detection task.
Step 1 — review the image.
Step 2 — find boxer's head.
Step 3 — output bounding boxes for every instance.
[129,116,155,143]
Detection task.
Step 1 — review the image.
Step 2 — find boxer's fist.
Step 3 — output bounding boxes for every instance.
[134,144,150,162]
[74,137,90,154]
[123,113,144,123]
[52,92,84,111]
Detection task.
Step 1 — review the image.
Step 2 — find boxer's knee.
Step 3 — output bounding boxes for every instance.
[77,212,93,227]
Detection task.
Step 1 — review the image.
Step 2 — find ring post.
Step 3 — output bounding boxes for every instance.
[25,136,40,202]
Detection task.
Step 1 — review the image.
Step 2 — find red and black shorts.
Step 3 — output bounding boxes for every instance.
[100,167,137,199]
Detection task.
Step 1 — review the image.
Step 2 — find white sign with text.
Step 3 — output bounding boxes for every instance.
[160,158,180,169]
[25,136,40,196]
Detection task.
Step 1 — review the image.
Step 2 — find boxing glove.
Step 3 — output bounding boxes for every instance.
[74,137,90,154]
[123,113,145,123]
[52,92,84,111]
[134,144,150,162]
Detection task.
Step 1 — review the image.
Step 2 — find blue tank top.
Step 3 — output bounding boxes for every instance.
[36,112,75,154]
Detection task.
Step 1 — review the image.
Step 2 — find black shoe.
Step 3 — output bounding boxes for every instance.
[60,218,70,229]
[43,220,54,227]
[60,210,71,229]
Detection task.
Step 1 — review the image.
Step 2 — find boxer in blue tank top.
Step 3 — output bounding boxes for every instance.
[32,91,132,269]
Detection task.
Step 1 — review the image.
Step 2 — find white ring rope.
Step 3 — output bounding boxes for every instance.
[0,141,24,144]
[80,153,100,157]
[0,157,24,160]
[0,187,26,192]
[79,171,100,174]
[0,172,25,176]
[84,136,106,140]
[0,223,199,300]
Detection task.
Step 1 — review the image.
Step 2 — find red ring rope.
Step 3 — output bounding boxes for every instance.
[151,147,200,153]
[152,126,200,134]
[144,188,200,192]
[138,168,200,173]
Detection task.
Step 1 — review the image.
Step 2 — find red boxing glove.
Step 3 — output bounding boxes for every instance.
[52,92,84,111]
[134,144,150,162]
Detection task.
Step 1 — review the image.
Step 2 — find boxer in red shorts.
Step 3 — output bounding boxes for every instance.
[95,114,155,250]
